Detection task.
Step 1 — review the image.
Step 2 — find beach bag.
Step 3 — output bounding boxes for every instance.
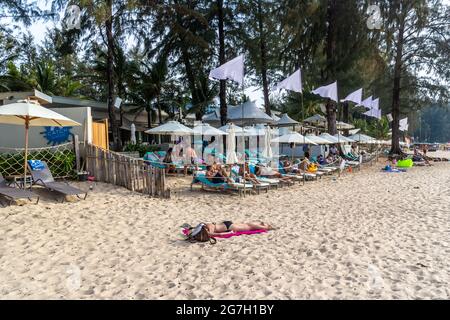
[186,223,217,244]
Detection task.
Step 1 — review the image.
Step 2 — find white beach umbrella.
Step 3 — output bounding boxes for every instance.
[218,123,244,135]
[225,126,238,164]
[193,123,228,136]
[336,121,354,130]
[227,101,274,125]
[145,121,193,135]
[262,126,274,159]
[334,134,355,143]
[271,132,317,145]
[271,132,317,160]
[303,114,327,125]
[305,134,333,145]
[349,133,376,143]
[319,133,339,144]
[130,123,137,144]
[242,126,264,136]
[0,100,81,187]
[276,113,299,127]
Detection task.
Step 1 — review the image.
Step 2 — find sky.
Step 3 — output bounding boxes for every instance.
[3,0,450,109]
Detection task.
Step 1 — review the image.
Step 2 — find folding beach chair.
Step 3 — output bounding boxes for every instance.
[27,161,88,202]
[0,173,39,205]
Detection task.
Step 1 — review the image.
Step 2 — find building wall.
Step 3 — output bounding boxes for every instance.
[0,107,92,149]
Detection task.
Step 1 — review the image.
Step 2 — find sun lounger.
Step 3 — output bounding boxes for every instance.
[27,161,88,202]
[256,177,279,189]
[144,152,188,174]
[191,175,253,197]
[0,173,39,204]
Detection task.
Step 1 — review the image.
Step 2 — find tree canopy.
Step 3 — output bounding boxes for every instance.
[0,0,449,149]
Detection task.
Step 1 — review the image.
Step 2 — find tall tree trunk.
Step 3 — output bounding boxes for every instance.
[218,0,227,126]
[146,105,152,129]
[326,100,337,135]
[157,94,162,124]
[106,0,120,150]
[342,102,349,123]
[342,101,349,135]
[257,0,271,115]
[325,0,338,135]
[180,46,200,120]
[391,9,406,155]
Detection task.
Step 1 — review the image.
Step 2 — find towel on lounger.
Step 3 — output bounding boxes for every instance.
[28,160,45,171]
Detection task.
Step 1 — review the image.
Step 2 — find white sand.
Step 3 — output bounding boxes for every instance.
[1,159,449,299]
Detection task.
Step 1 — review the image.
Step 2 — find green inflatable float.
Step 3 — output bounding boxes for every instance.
[397,158,414,168]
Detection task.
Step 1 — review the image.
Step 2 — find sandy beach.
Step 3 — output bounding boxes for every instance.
[1,157,449,300]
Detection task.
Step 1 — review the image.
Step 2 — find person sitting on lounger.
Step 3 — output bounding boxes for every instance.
[163,148,176,173]
[317,155,328,165]
[205,163,233,184]
[299,152,311,171]
[330,145,338,157]
[239,163,260,184]
[413,148,431,166]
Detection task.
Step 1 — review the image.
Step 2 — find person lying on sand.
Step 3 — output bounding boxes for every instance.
[205,221,274,236]
[184,221,275,244]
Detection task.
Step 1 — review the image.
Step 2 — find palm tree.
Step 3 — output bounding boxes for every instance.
[368,117,390,140]
[126,54,169,128]
[34,60,57,95]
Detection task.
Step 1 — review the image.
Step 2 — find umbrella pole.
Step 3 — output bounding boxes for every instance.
[23,118,29,189]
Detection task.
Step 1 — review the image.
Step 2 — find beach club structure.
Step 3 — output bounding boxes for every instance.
[0,55,420,202]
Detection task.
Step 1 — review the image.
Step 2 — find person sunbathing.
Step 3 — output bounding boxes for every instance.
[299,152,312,171]
[239,163,261,184]
[413,148,432,165]
[205,163,234,183]
[255,165,293,183]
[204,221,274,236]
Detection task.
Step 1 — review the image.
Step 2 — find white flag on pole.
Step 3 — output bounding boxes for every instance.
[399,118,409,131]
[275,69,302,93]
[363,108,381,119]
[363,109,373,117]
[371,98,380,110]
[209,55,244,86]
[341,88,362,105]
[114,97,122,109]
[361,96,373,109]
[312,81,338,102]
[387,113,393,122]
[375,109,382,119]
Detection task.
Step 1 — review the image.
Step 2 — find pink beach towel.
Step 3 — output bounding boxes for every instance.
[182,228,267,239]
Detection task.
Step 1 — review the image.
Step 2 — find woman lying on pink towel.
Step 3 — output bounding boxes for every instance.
[183,221,275,244]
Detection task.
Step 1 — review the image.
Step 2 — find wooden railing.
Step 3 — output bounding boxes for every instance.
[84,144,170,198]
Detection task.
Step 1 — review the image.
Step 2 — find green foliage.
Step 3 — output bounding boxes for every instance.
[123,143,161,157]
[0,149,76,178]
[0,0,448,144]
